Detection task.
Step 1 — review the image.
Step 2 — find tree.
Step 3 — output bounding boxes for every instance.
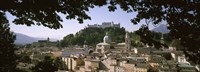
[60,34,75,47]
[31,56,58,72]
[135,25,168,49]
[0,12,17,72]
[0,0,104,29]
[54,57,68,70]
[18,52,31,63]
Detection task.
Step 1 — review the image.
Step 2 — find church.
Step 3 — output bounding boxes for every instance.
[95,32,131,54]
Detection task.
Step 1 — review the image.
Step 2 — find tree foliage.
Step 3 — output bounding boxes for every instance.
[0,12,17,72]
[0,0,96,29]
[18,52,31,63]
[119,0,200,64]
[135,25,168,49]
[104,0,200,64]
[31,56,58,72]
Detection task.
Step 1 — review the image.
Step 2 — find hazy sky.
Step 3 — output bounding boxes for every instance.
[8,6,156,40]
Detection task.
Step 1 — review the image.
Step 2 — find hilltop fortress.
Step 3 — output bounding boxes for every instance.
[87,22,120,28]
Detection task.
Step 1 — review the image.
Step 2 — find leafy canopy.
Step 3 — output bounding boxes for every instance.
[31,56,58,72]
[0,12,17,72]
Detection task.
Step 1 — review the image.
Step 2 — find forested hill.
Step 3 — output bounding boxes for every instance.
[59,27,127,47]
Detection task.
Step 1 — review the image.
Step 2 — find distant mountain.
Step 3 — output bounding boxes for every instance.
[14,33,58,45]
[14,33,38,45]
[151,24,169,33]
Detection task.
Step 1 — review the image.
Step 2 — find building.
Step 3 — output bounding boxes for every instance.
[62,56,84,71]
[61,48,88,71]
[87,22,120,28]
[95,32,111,53]
[95,32,131,54]
[177,63,196,72]
[32,37,58,47]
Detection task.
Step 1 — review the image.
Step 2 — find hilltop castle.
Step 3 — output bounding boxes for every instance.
[87,22,120,28]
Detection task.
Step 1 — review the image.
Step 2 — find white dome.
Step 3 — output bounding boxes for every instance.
[103,33,111,43]
[103,36,109,42]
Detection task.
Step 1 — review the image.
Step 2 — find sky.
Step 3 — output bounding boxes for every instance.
[8,6,156,40]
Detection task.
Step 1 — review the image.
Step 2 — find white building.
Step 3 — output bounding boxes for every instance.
[95,32,131,54]
[87,22,120,28]
[96,33,111,53]
[177,55,189,64]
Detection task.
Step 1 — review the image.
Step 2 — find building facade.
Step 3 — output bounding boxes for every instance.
[87,22,120,28]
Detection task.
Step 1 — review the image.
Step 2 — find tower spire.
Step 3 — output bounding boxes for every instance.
[103,32,111,43]
[125,32,131,50]
[160,34,164,44]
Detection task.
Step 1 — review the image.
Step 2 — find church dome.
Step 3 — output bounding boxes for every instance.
[103,32,111,43]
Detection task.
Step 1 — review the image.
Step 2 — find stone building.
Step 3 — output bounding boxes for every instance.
[95,32,131,54]
[87,22,120,29]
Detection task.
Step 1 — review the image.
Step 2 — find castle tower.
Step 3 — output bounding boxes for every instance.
[125,32,131,50]
[160,34,166,49]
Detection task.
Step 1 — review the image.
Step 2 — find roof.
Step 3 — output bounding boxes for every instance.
[85,58,100,62]
[172,51,184,56]
[61,48,87,57]
[38,40,48,42]
[97,42,110,45]
[178,63,194,68]
[116,43,126,45]
[149,55,166,63]
[127,59,138,64]
[135,63,148,68]
[151,51,171,54]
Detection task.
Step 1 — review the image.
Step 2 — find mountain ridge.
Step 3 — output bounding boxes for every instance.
[14,33,57,45]
[151,24,169,33]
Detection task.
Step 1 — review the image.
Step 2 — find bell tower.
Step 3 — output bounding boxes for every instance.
[125,32,131,50]
[160,34,164,44]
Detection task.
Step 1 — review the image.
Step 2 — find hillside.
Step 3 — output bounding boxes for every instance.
[59,27,127,47]
[59,26,173,47]
[14,33,38,45]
